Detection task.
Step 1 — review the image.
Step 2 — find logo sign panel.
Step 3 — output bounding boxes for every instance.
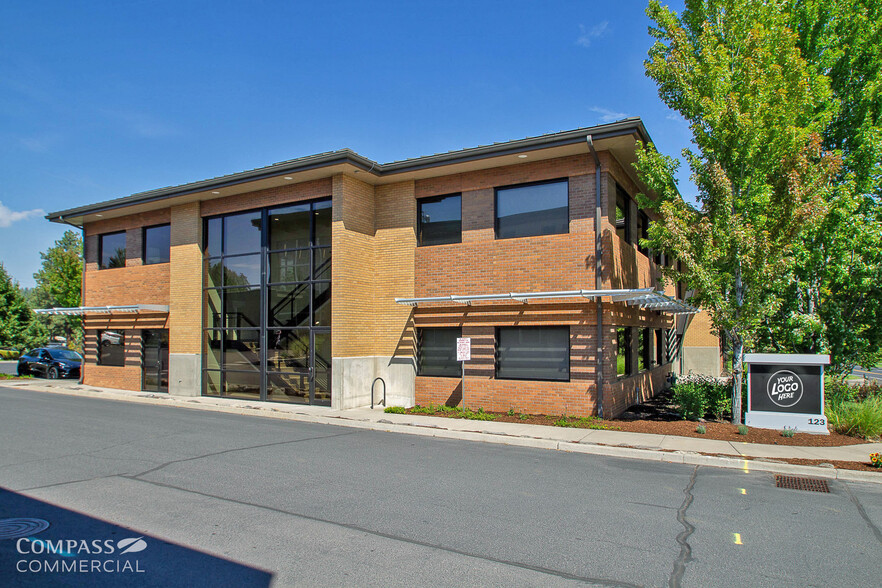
[456,338,471,362]
[745,354,828,434]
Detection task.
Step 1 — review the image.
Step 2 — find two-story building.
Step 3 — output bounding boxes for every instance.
[43,118,719,417]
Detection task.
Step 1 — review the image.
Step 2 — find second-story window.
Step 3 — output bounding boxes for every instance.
[496,179,568,239]
[418,194,461,246]
[143,224,171,265]
[615,185,632,244]
[637,212,649,256]
[99,232,126,269]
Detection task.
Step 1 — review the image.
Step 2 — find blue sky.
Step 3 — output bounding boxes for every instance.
[0,0,691,287]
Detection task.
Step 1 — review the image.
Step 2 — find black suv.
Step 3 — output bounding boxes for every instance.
[17,348,82,379]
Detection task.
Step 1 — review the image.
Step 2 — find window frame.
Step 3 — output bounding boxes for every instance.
[97,330,126,366]
[494,326,570,382]
[616,327,633,378]
[98,231,127,270]
[417,194,462,247]
[494,178,569,240]
[615,185,633,244]
[142,223,171,265]
[416,327,463,378]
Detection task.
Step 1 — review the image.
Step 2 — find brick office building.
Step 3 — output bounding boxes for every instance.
[43,119,718,417]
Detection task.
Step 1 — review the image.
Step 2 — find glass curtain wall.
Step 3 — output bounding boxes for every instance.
[203,198,331,405]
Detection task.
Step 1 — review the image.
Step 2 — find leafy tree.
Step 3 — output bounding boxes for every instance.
[31,230,84,351]
[758,0,882,377]
[0,263,33,349]
[635,0,840,422]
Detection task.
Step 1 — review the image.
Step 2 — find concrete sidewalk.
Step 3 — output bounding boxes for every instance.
[3,379,881,484]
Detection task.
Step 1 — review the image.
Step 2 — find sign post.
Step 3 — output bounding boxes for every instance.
[456,337,471,405]
[744,353,829,434]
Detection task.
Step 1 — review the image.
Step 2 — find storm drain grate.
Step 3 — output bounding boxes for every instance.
[775,475,830,493]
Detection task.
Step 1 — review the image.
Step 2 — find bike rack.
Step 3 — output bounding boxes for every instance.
[371,377,386,409]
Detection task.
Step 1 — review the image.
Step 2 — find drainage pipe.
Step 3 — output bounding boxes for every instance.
[586,136,604,419]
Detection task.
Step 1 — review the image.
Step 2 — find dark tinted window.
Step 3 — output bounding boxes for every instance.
[98,330,125,366]
[496,180,568,239]
[144,224,170,265]
[617,327,632,377]
[222,254,261,286]
[656,329,665,365]
[418,327,462,377]
[223,211,262,256]
[418,195,461,246]
[269,203,310,250]
[637,212,649,255]
[99,232,126,269]
[205,217,222,257]
[496,327,569,381]
[616,186,632,244]
[314,200,332,246]
[48,349,81,361]
[223,287,261,328]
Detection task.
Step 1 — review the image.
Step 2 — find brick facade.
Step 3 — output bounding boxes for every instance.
[73,124,718,412]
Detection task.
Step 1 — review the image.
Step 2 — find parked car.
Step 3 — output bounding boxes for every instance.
[17,348,82,379]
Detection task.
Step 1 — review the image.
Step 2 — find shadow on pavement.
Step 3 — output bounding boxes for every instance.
[0,487,273,587]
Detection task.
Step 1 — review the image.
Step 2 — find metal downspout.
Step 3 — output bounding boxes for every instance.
[586,136,604,418]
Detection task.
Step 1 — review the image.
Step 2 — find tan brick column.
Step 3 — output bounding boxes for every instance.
[168,201,202,396]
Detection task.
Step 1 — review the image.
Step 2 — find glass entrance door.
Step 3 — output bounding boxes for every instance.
[265,329,331,405]
[142,329,169,392]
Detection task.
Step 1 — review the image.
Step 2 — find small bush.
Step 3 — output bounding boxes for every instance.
[695,425,706,434]
[437,404,458,413]
[409,405,437,415]
[672,381,708,421]
[384,406,406,414]
[826,396,882,439]
[870,453,882,468]
[782,428,795,438]
[507,408,515,416]
[459,407,496,421]
[737,425,749,435]
[518,413,529,420]
[671,373,733,421]
[0,349,20,360]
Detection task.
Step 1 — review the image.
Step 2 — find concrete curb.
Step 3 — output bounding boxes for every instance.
[5,381,882,485]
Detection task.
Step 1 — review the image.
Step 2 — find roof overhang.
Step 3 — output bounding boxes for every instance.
[395,288,699,314]
[33,305,170,316]
[47,118,652,227]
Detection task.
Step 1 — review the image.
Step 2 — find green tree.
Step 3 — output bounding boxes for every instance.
[0,263,33,349]
[31,230,84,351]
[635,0,840,423]
[758,0,882,377]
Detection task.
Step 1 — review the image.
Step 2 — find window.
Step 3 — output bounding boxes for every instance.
[99,232,126,269]
[616,327,632,377]
[496,180,568,239]
[98,330,125,366]
[638,328,652,371]
[496,326,569,381]
[637,212,649,256]
[143,224,170,265]
[417,328,462,377]
[615,185,632,243]
[418,195,461,246]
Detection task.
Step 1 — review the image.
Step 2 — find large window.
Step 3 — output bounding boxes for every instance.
[203,198,331,404]
[417,328,462,377]
[496,326,569,381]
[616,327,632,377]
[99,232,126,269]
[143,224,170,265]
[615,185,632,244]
[98,330,125,366]
[418,195,461,246]
[496,179,568,239]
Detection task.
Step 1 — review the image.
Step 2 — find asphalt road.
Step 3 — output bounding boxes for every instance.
[0,361,17,375]
[0,386,879,587]
[852,365,882,382]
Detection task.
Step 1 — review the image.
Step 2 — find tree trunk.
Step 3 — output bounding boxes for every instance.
[732,337,744,425]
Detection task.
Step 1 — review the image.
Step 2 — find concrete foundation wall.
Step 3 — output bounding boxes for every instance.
[682,346,722,377]
[169,353,201,396]
[332,356,415,410]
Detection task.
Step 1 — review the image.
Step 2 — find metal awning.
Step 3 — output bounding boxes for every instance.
[395,288,699,314]
[33,304,170,316]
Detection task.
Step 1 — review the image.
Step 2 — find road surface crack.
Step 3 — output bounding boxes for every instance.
[669,465,699,588]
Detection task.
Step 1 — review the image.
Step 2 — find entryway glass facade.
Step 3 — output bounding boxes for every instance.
[202,198,332,405]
